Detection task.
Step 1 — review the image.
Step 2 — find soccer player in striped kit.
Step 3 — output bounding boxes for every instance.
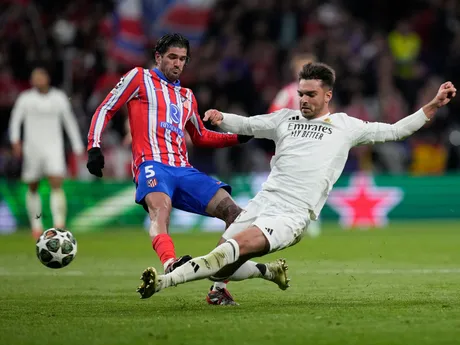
[86,34,251,283]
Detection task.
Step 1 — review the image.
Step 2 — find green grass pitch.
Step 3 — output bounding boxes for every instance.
[1,221,460,345]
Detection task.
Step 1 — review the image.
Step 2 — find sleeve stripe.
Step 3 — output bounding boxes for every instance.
[91,68,138,146]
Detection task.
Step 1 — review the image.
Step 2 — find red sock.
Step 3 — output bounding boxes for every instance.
[152,234,176,265]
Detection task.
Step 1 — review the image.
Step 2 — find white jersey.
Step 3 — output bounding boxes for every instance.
[220,108,429,220]
[9,88,84,155]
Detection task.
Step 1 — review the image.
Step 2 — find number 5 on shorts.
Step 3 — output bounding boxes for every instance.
[145,165,155,178]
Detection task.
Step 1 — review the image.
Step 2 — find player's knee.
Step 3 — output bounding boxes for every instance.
[232,226,270,257]
[28,182,40,193]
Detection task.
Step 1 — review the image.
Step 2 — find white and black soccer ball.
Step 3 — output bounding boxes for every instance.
[36,228,77,269]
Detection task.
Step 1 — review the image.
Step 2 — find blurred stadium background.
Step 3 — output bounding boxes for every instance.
[1,0,460,233]
[2,2,460,345]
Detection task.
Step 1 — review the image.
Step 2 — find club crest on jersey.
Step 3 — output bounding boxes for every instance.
[181,96,191,110]
[147,178,157,188]
[170,103,181,123]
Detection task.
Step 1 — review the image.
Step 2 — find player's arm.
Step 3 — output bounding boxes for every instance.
[59,92,84,155]
[204,109,283,141]
[350,81,456,146]
[86,67,140,177]
[8,93,26,157]
[185,93,251,148]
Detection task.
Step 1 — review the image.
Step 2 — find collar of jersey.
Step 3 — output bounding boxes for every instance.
[311,112,331,121]
[152,68,180,86]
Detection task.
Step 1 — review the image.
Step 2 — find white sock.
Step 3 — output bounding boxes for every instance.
[212,281,228,290]
[50,188,67,228]
[213,261,271,288]
[307,219,321,238]
[227,261,269,281]
[26,190,43,231]
[212,261,279,290]
[160,239,240,290]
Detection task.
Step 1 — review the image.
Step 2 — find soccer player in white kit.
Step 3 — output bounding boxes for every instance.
[269,51,323,238]
[137,62,456,301]
[9,67,84,239]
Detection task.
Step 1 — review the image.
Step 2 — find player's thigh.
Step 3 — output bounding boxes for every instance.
[253,212,310,253]
[21,152,43,183]
[135,161,175,213]
[42,150,67,182]
[221,198,263,241]
[173,169,231,216]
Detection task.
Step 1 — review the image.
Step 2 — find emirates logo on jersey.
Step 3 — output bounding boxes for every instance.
[170,104,181,123]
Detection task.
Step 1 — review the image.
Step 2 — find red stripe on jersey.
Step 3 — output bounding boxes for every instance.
[151,76,169,166]
[166,85,182,166]
[87,67,140,149]
[179,88,194,164]
[133,73,153,166]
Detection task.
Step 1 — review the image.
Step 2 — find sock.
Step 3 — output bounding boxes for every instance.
[152,234,176,266]
[227,261,271,281]
[50,188,67,228]
[212,280,229,290]
[160,239,240,290]
[26,190,43,231]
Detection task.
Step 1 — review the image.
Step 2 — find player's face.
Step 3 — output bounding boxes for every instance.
[156,46,188,82]
[30,69,50,90]
[298,79,332,119]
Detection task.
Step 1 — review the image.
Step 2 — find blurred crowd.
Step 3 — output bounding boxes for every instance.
[1,0,460,180]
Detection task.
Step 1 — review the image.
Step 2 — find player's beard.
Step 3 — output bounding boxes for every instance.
[166,67,182,82]
[300,105,318,119]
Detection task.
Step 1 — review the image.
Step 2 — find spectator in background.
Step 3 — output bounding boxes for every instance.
[388,19,423,108]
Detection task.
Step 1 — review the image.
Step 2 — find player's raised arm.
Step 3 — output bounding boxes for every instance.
[204,109,283,141]
[350,81,456,146]
[86,67,140,177]
[185,93,252,148]
[59,92,84,155]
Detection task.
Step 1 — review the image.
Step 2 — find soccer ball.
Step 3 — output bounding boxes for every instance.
[36,228,77,269]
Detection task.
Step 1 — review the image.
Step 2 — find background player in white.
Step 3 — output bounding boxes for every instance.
[136,62,456,301]
[9,67,84,239]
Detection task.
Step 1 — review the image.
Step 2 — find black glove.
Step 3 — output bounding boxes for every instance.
[237,135,253,144]
[87,147,105,177]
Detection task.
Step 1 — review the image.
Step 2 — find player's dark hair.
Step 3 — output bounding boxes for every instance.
[154,33,191,63]
[299,62,336,89]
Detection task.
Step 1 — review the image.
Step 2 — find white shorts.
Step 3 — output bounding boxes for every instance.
[222,192,310,253]
[22,149,66,182]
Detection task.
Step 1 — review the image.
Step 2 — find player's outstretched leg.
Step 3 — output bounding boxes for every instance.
[137,238,240,299]
[206,259,290,305]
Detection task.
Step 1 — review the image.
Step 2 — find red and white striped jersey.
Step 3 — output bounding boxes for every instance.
[268,82,299,113]
[87,67,239,179]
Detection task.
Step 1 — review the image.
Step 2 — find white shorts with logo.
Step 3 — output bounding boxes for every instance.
[22,149,66,182]
[222,192,311,252]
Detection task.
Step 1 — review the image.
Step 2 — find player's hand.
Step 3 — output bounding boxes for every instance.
[434,82,456,108]
[11,142,22,158]
[86,147,105,177]
[203,109,223,126]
